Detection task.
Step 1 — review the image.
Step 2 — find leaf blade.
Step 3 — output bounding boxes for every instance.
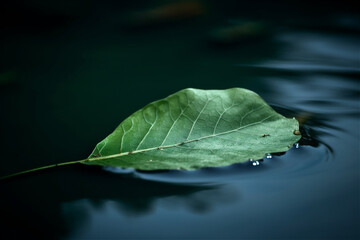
[86,88,301,170]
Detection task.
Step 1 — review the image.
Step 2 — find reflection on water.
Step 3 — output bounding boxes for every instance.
[0,0,359,239]
[0,166,231,239]
[241,61,360,73]
[64,187,238,239]
[239,31,360,73]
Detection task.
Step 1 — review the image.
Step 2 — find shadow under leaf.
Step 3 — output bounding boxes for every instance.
[0,165,229,239]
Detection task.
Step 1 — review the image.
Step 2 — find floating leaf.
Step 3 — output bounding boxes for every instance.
[86,88,301,170]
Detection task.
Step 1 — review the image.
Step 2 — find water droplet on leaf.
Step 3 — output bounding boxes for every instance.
[252,160,260,166]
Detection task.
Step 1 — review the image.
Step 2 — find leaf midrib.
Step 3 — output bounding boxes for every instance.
[86,115,276,163]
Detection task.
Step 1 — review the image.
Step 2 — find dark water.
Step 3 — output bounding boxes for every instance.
[0,1,359,239]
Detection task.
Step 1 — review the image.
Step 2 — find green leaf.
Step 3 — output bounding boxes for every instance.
[86,88,301,170]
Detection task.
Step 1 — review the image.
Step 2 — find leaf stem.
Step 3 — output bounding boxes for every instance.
[0,152,135,181]
[0,159,86,181]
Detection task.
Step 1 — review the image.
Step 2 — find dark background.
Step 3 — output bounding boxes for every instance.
[0,1,359,239]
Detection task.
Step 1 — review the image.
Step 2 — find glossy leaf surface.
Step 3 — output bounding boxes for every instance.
[86,88,301,170]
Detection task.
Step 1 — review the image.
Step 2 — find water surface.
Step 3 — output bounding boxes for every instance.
[0,1,359,239]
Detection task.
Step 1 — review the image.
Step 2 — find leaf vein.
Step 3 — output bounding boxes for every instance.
[161,99,194,146]
[186,97,212,140]
[136,108,158,150]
